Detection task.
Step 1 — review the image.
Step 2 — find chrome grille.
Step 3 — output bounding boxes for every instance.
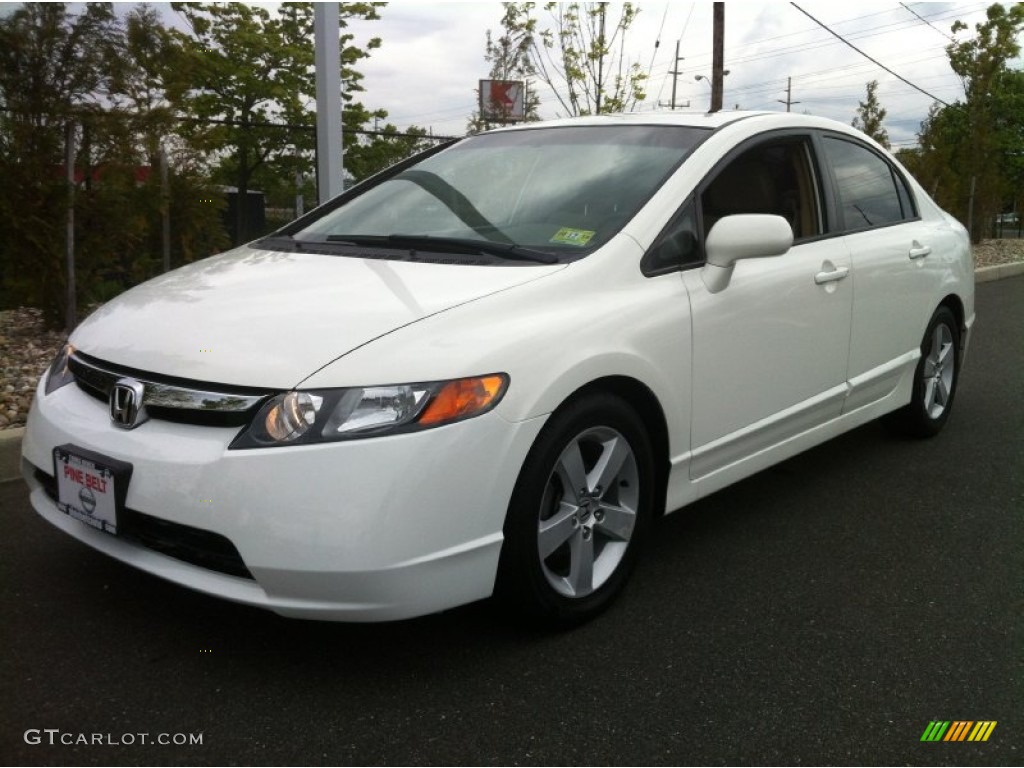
[69,352,274,427]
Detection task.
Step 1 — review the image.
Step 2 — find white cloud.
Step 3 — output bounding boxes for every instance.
[355,1,993,146]
[142,0,995,145]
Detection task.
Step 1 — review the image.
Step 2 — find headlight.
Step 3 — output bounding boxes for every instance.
[230,374,509,449]
[44,343,76,395]
[262,391,323,442]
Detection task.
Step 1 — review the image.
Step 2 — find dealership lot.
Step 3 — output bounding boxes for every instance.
[1,276,1020,766]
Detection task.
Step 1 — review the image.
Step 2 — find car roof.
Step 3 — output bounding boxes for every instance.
[487,110,872,144]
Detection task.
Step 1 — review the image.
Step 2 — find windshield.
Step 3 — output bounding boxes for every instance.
[291,125,710,259]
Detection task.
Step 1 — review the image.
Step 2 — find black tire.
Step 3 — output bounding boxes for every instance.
[496,393,655,627]
[884,305,961,438]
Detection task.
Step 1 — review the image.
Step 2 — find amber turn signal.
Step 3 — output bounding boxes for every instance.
[418,374,508,426]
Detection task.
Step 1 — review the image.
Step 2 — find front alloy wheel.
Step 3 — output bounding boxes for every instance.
[537,425,640,599]
[497,393,654,626]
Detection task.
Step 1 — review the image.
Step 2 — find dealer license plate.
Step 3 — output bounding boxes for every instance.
[53,445,132,535]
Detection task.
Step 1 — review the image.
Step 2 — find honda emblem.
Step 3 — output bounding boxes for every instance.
[109,378,148,429]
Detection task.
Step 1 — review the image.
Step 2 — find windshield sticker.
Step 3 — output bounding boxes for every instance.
[550,227,595,247]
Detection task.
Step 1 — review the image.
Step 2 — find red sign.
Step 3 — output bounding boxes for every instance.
[480,79,526,122]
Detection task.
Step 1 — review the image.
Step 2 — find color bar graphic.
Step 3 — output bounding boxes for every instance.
[921,721,950,741]
[921,720,996,742]
[944,721,973,741]
[968,721,997,742]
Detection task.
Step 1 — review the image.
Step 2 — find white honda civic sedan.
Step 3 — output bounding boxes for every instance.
[22,111,974,625]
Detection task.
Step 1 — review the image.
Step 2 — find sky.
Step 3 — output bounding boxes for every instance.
[345,0,999,147]
[2,1,1003,147]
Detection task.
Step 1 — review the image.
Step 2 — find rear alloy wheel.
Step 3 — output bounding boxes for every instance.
[922,320,956,420]
[886,306,961,438]
[497,394,654,626]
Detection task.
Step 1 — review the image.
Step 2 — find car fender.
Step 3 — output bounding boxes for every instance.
[300,237,694,459]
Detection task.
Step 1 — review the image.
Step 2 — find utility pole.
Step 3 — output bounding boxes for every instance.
[967,175,977,241]
[659,41,690,110]
[777,76,800,112]
[65,121,76,334]
[670,40,683,109]
[159,146,170,274]
[710,2,725,113]
[595,1,607,114]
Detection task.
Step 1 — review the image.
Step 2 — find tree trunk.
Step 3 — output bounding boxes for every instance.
[235,142,249,246]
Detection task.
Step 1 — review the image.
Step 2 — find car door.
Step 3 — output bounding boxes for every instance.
[818,134,950,413]
[680,134,854,479]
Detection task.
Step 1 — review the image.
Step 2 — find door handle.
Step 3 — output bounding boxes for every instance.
[909,242,932,259]
[814,266,850,285]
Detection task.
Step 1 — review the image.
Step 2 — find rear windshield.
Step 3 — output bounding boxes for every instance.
[291,125,710,259]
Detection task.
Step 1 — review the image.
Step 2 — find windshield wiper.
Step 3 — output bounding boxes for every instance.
[257,233,297,249]
[324,234,558,265]
[852,204,874,227]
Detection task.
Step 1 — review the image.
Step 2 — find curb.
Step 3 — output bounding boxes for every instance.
[975,261,1024,283]
[0,426,24,484]
[0,262,1021,483]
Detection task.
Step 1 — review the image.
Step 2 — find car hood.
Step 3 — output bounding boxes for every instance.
[70,246,565,388]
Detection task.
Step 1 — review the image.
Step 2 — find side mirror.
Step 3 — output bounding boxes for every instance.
[701,214,793,293]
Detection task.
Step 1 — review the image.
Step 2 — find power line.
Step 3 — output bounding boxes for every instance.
[0,107,459,141]
[641,2,979,81]
[655,2,696,106]
[634,1,978,95]
[719,48,952,102]
[390,3,983,127]
[789,3,950,107]
[388,2,980,129]
[900,2,957,42]
[645,3,670,84]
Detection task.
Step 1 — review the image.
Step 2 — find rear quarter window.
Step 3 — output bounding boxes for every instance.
[822,136,911,231]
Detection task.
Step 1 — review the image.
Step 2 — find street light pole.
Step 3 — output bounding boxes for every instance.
[695,71,729,112]
[314,3,343,203]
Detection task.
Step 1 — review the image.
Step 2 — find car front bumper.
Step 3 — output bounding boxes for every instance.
[21,380,545,621]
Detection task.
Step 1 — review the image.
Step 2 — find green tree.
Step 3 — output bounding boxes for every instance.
[168,2,384,242]
[505,2,647,117]
[851,80,890,149]
[926,2,1024,242]
[0,3,120,321]
[0,4,227,324]
[913,102,969,208]
[106,6,179,153]
[468,3,542,133]
[346,124,439,183]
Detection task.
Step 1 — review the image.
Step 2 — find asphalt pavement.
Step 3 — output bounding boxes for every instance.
[1,277,1021,766]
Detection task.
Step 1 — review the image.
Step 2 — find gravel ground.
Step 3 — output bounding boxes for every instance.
[2,239,1023,431]
[971,236,1024,267]
[0,309,66,429]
